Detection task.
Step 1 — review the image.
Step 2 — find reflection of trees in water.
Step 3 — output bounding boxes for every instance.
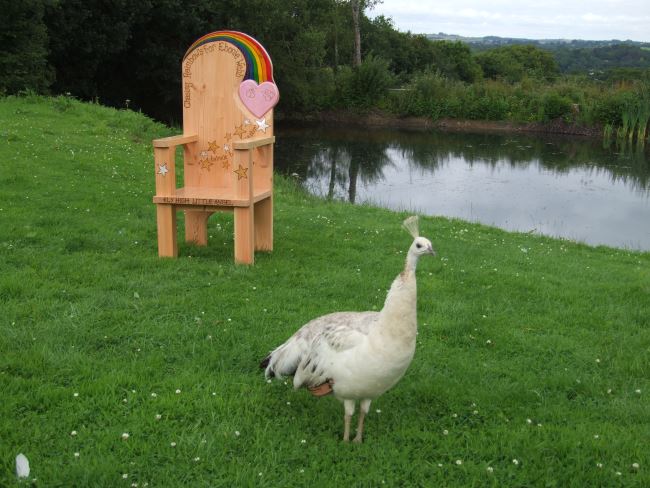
[275,123,650,201]
[275,125,392,202]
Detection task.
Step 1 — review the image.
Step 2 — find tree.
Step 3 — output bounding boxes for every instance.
[351,0,362,67]
[0,0,53,94]
[430,41,482,82]
[476,45,559,83]
[350,0,381,67]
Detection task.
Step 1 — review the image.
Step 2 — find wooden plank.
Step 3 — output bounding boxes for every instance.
[185,210,211,245]
[234,207,254,264]
[152,134,198,148]
[154,147,176,197]
[152,187,270,207]
[232,136,275,150]
[254,196,273,251]
[156,204,178,257]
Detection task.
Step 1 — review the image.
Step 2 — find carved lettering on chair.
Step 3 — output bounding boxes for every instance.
[157,197,234,206]
[183,82,193,108]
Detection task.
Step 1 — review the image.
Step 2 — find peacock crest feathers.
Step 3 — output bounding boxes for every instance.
[402,215,419,238]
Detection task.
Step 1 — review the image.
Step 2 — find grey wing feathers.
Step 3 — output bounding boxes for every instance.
[264,311,378,388]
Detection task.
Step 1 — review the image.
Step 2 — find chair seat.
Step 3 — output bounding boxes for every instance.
[153,187,271,208]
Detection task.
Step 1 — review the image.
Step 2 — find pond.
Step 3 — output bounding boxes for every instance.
[274,124,650,251]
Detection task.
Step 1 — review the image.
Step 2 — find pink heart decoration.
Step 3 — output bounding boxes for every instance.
[238,80,279,118]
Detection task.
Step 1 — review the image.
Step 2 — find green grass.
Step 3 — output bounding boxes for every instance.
[1,94,649,487]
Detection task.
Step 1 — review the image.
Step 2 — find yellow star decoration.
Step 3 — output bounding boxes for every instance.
[246,127,257,138]
[233,124,246,138]
[199,158,213,170]
[224,132,232,141]
[222,159,230,169]
[208,140,219,153]
[234,164,248,180]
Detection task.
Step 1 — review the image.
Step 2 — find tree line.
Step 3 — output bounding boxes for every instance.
[1,0,648,133]
[1,0,564,121]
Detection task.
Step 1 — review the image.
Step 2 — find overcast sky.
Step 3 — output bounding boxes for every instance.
[368,1,650,42]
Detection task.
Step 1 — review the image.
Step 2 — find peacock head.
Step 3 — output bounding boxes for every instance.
[403,216,436,258]
[411,236,436,257]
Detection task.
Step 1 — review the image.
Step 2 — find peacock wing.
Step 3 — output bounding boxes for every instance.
[293,312,378,391]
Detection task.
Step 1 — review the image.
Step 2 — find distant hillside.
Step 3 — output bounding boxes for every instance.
[426,33,649,49]
[427,33,650,74]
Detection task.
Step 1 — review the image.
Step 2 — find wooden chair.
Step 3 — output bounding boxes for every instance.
[152,31,279,264]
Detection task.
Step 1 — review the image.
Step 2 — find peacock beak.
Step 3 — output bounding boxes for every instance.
[428,245,436,256]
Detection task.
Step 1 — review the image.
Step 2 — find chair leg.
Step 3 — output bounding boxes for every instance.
[185,210,210,246]
[234,206,254,264]
[156,204,178,257]
[254,196,273,251]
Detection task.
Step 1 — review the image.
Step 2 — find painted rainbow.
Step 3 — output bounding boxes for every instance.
[183,30,274,83]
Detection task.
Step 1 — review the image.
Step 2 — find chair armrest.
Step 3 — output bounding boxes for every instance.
[152,134,198,148]
[233,136,275,150]
[153,134,197,197]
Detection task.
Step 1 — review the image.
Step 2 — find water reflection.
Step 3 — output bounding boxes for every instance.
[275,124,650,250]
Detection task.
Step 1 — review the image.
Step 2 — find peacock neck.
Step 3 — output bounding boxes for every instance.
[377,263,418,344]
[404,251,419,274]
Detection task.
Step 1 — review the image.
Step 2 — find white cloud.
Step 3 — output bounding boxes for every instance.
[369,0,650,41]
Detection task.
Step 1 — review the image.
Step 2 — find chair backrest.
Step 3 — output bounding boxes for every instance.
[180,31,279,192]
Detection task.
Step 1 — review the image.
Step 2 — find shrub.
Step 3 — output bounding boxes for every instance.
[592,91,636,126]
[540,92,573,121]
[342,55,393,108]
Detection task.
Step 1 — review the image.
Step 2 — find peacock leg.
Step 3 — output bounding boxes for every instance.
[342,399,356,442]
[353,399,372,443]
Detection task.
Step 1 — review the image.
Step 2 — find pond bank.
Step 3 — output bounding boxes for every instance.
[278,110,603,137]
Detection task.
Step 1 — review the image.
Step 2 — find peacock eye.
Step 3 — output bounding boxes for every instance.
[416,243,422,249]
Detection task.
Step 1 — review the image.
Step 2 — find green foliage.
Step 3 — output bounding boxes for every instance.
[476,45,559,83]
[593,91,637,126]
[1,96,649,487]
[9,0,650,131]
[555,44,650,74]
[540,92,573,121]
[340,55,393,108]
[430,41,483,83]
[0,0,53,94]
